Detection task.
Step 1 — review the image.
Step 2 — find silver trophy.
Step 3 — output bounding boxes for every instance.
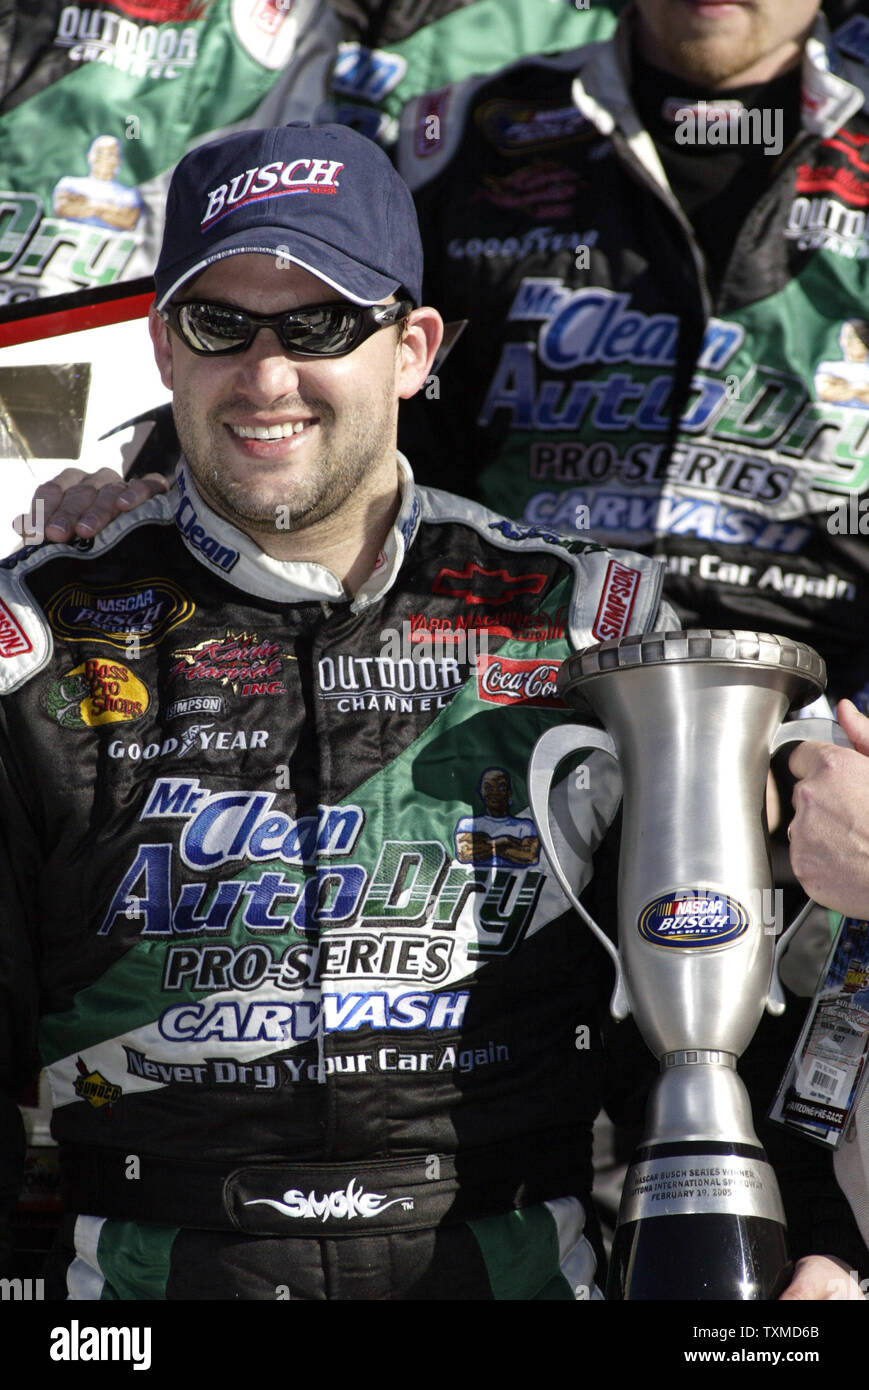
[527,630,849,1300]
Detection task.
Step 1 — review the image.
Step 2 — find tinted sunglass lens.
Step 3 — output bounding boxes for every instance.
[279,306,361,355]
[180,303,251,353]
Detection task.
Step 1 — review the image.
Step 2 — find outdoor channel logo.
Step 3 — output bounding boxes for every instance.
[638,889,749,949]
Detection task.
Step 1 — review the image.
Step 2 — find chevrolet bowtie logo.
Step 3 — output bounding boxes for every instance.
[432,563,547,605]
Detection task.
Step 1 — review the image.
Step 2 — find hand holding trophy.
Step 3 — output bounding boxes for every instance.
[528,630,850,1300]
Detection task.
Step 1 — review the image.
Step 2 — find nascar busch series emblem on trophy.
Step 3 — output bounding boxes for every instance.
[528,630,849,1300]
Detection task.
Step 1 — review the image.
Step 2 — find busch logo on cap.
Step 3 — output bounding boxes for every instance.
[202,158,345,229]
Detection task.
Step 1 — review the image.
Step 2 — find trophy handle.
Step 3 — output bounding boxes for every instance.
[765,718,853,1015]
[528,723,630,1020]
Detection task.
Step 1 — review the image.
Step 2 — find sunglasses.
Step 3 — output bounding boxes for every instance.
[160,297,413,358]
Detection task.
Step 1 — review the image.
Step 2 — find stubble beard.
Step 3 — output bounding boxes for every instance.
[172,381,398,539]
[649,31,761,86]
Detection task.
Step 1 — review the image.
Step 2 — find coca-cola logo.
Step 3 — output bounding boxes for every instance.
[476,656,565,708]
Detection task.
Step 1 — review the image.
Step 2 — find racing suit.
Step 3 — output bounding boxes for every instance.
[0,459,670,1299]
[397,7,869,705]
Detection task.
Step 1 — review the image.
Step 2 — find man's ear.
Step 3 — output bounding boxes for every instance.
[397,305,443,400]
[149,305,173,390]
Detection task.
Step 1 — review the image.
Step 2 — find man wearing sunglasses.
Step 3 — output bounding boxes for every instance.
[2,120,861,1304]
[0,122,677,1300]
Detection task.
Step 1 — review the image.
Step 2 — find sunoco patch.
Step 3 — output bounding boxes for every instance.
[638,889,749,948]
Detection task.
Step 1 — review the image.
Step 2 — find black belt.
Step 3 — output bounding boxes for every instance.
[60,1135,588,1237]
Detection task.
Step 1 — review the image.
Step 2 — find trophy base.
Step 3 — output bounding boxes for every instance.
[607,1140,792,1301]
[607,1212,792,1301]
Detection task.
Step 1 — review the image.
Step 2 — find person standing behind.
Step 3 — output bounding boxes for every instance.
[398,0,869,708]
[788,700,869,1266]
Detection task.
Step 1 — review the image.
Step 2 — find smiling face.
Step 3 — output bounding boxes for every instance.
[633,0,821,88]
[480,768,511,817]
[151,254,432,550]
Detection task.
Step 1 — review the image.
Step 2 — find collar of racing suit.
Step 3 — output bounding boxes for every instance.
[572,5,866,157]
[172,454,422,613]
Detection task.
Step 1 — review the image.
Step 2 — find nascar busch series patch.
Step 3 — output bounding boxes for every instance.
[638,890,750,949]
[46,578,193,649]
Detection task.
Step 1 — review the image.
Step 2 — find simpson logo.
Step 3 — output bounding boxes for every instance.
[73,1057,121,1111]
[166,695,224,719]
[432,563,547,606]
[43,660,149,727]
[46,578,194,649]
[476,655,564,708]
[202,158,344,230]
[0,600,32,657]
[244,1177,413,1222]
[592,560,640,640]
[638,890,750,949]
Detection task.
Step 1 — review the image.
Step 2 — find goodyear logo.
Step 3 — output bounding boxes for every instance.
[46,578,194,650]
[638,890,749,949]
[44,659,149,727]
